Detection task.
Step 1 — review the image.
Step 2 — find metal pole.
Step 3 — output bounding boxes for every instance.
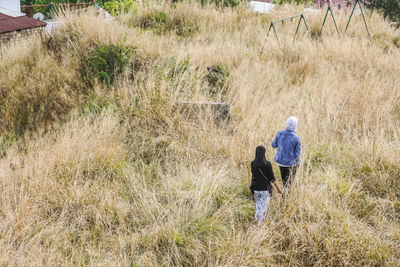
[321,7,340,36]
[261,14,307,52]
[266,23,273,39]
[272,23,280,46]
[302,15,309,31]
[345,0,357,32]
[330,7,340,36]
[357,0,371,37]
[321,7,330,32]
[293,16,302,43]
[293,15,309,44]
[260,23,273,55]
[49,2,54,19]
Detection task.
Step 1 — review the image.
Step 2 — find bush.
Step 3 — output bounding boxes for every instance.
[310,24,322,40]
[138,11,171,30]
[80,43,136,88]
[204,64,230,97]
[393,36,400,48]
[203,0,242,7]
[368,0,400,23]
[103,0,137,16]
[128,10,199,37]
[172,15,199,37]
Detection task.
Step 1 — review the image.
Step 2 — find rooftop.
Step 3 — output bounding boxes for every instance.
[0,12,46,34]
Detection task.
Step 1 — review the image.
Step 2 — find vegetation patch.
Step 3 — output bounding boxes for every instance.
[201,0,241,7]
[393,36,400,48]
[1,2,400,265]
[103,0,137,16]
[203,64,230,97]
[126,8,199,37]
[80,42,136,88]
[368,0,400,24]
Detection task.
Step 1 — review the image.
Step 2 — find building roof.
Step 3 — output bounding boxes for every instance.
[0,12,46,34]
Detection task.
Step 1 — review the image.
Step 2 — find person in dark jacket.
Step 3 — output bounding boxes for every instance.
[250,146,283,226]
[272,116,301,191]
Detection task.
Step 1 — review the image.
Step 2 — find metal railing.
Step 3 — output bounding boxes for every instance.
[21,1,96,19]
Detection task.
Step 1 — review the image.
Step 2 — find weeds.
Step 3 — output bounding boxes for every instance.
[80,42,136,88]
[0,2,399,266]
[125,6,199,37]
[393,35,400,48]
[204,64,230,97]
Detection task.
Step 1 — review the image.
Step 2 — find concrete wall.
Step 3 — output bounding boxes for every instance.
[0,0,23,17]
[174,102,231,126]
[0,0,21,12]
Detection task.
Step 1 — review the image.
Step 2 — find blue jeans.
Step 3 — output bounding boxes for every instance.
[254,190,271,226]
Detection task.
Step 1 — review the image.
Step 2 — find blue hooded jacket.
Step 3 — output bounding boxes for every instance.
[272,117,301,167]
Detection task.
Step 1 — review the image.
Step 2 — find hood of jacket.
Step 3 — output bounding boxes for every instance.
[286,116,298,132]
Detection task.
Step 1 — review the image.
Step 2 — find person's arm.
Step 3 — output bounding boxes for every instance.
[265,163,282,194]
[272,132,279,148]
[294,137,301,165]
[272,181,283,194]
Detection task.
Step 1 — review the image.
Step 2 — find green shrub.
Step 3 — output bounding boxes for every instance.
[207,0,241,7]
[393,36,400,48]
[368,0,400,24]
[372,33,393,52]
[172,15,199,37]
[204,64,230,97]
[310,24,322,40]
[130,10,199,37]
[80,43,136,88]
[103,0,137,16]
[138,11,171,29]
[0,132,17,157]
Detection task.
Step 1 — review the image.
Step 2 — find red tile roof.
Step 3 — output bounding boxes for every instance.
[0,12,46,34]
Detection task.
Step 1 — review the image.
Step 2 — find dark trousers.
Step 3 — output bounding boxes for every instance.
[279,166,297,189]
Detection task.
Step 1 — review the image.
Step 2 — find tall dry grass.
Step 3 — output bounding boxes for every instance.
[0,1,399,265]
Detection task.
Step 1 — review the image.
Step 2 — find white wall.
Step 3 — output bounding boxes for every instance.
[0,0,21,13]
[0,0,24,17]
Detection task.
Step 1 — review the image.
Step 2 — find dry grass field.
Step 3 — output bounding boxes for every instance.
[0,1,399,265]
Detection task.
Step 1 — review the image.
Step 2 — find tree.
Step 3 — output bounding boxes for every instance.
[368,0,400,23]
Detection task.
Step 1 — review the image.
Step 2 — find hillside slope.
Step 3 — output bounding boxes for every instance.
[0,2,399,265]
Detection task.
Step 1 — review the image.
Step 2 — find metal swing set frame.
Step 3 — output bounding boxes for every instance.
[320,0,370,37]
[260,14,309,54]
[260,0,371,54]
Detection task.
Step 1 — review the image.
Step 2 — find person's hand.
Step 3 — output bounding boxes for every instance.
[277,188,283,194]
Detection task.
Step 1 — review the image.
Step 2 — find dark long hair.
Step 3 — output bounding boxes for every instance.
[253,145,267,167]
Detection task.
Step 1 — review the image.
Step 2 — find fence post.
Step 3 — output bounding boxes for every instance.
[49,2,54,19]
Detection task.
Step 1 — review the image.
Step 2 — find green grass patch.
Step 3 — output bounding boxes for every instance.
[80,42,136,88]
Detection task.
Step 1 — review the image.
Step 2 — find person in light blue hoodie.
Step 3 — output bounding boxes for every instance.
[272,116,301,190]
